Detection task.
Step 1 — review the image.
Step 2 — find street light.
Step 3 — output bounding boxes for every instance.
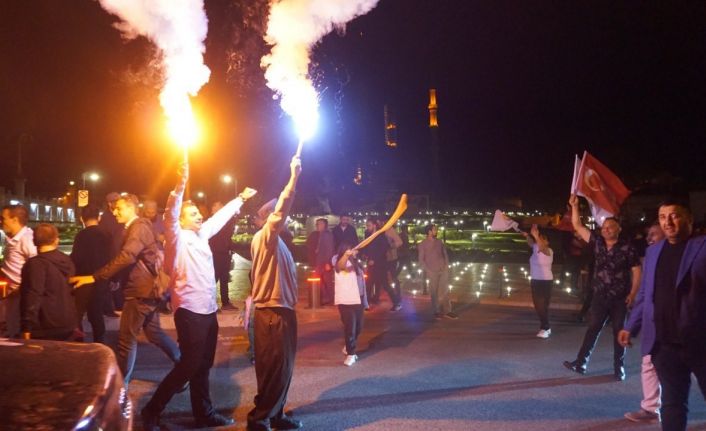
[221,174,237,198]
[82,172,100,189]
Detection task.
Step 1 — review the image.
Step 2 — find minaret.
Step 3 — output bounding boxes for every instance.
[384,105,398,148]
[428,89,442,195]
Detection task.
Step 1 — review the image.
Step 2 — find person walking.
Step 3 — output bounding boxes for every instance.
[418,224,458,320]
[247,155,304,431]
[619,200,706,430]
[141,163,255,430]
[523,224,553,338]
[71,194,180,387]
[333,242,367,366]
[563,194,641,380]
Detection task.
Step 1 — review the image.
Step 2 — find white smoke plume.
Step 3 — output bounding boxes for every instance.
[261,0,380,141]
[97,0,211,145]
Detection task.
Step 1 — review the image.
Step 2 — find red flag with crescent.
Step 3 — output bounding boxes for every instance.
[575,151,630,218]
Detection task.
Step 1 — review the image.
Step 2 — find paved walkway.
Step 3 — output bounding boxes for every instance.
[110,294,705,431]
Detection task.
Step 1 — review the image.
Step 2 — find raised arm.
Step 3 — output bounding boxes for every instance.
[569,194,591,243]
[263,156,301,244]
[201,187,256,239]
[336,249,358,272]
[530,225,551,256]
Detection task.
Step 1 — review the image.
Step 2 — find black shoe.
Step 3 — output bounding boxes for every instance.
[614,366,626,381]
[270,415,303,430]
[195,413,235,427]
[563,360,587,375]
[141,407,160,431]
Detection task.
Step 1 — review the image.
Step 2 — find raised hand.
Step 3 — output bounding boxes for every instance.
[239,187,258,201]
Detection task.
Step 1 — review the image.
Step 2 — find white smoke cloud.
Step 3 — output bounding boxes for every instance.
[97,0,211,145]
[261,0,380,141]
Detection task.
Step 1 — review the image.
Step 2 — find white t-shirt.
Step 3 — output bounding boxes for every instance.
[332,255,362,305]
[529,243,553,281]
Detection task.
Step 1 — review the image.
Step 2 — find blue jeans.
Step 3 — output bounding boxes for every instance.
[117,298,180,386]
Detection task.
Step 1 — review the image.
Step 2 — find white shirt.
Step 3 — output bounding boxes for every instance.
[1,226,37,290]
[333,255,362,305]
[529,243,553,281]
[164,190,243,314]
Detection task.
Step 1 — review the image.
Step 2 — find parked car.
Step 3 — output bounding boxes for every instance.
[0,338,132,430]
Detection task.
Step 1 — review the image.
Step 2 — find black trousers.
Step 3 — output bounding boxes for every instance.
[368,264,399,306]
[74,281,106,343]
[213,252,231,305]
[575,295,627,369]
[248,307,297,427]
[530,279,552,330]
[144,308,218,420]
[652,342,706,431]
[338,303,364,355]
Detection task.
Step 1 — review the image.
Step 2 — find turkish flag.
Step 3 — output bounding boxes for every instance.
[575,151,630,222]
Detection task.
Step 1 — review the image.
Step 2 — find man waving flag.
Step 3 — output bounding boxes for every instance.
[571,151,631,226]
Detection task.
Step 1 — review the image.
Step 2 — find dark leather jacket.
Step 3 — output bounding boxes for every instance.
[94,218,161,299]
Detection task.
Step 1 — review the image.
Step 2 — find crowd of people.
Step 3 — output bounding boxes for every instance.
[1,173,706,430]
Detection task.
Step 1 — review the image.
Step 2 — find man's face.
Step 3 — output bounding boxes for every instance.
[143,203,158,219]
[180,205,203,232]
[429,226,438,238]
[340,216,351,227]
[658,205,692,244]
[316,220,327,232]
[646,225,665,246]
[600,219,621,241]
[365,220,376,232]
[112,199,136,224]
[1,209,20,236]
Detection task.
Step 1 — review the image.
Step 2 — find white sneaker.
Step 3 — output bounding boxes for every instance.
[343,354,358,366]
[536,329,551,339]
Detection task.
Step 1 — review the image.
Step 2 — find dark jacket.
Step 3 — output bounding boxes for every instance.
[332,224,359,250]
[627,235,706,359]
[94,218,161,299]
[71,225,111,275]
[20,249,77,338]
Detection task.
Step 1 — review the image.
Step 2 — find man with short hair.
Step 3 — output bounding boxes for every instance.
[418,224,457,319]
[20,223,77,341]
[208,200,238,311]
[247,155,303,431]
[623,221,664,424]
[143,199,166,249]
[71,204,111,343]
[361,218,401,311]
[141,164,256,430]
[332,214,359,250]
[306,217,335,305]
[72,194,180,387]
[619,201,706,430]
[0,204,37,337]
[564,194,641,380]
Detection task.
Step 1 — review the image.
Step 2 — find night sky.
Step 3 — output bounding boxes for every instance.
[1,1,705,212]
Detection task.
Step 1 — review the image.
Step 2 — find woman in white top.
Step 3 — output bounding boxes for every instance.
[524,224,554,338]
[333,242,367,366]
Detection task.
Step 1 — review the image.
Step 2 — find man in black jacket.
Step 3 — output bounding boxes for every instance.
[20,223,77,340]
[71,204,110,343]
[72,194,180,387]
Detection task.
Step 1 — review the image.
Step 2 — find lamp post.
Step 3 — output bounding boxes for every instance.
[221,174,237,198]
[82,172,100,189]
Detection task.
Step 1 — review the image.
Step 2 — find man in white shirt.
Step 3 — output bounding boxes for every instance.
[141,163,255,430]
[1,204,37,337]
